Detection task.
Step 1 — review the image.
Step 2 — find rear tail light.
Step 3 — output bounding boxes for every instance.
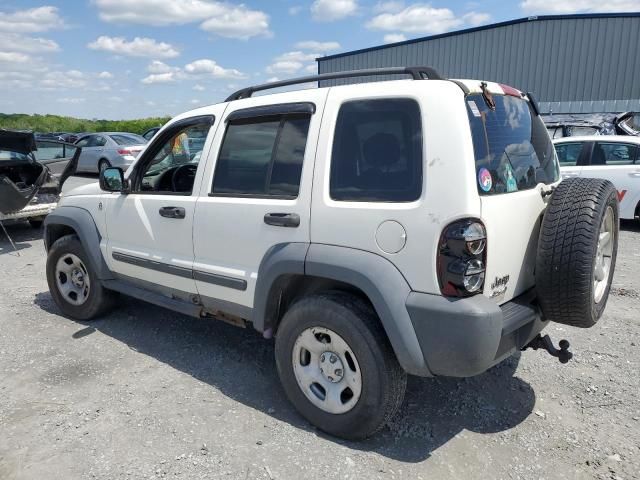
[117,149,132,155]
[437,219,487,297]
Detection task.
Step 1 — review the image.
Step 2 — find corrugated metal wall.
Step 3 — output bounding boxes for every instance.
[317,15,640,113]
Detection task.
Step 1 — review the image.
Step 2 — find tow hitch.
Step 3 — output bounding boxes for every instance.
[523,334,573,364]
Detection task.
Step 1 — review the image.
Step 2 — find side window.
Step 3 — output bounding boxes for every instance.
[330,98,422,202]
[593,142,638,166]
[136,122,212,194]
[212,115,311,198]
[94,135,107,147]
[555,143,583,166]
[75,136,91,147]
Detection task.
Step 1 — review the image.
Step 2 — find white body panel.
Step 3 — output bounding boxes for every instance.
[311,80,480,295]
[192,89,329,308]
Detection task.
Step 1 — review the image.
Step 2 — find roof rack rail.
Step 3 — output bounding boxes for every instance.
[225,66,444,102]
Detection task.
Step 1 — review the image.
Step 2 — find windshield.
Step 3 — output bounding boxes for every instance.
[466,93,559,195]
[110,134,146,145]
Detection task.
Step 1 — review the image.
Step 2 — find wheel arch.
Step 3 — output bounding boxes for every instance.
[44,206,114,280]
[253,242,431,376]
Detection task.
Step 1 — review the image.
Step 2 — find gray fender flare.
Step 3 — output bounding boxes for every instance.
[44,206,113,280]
[253,242,431,377]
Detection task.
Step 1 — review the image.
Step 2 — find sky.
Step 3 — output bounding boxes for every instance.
[0,0,638,120]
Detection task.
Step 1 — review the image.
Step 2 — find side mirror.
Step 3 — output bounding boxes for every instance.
[100,167,127,192]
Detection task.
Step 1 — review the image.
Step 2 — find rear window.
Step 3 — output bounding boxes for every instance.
[110,134,146,145]
[467,93,559,195]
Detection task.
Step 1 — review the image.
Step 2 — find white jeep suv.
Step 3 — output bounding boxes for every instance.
[44,67,619,440]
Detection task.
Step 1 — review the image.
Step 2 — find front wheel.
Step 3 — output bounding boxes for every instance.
[275,292,406,440]
[46,234,115,320]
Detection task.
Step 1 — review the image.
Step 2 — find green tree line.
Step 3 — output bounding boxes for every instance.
[0,113,171,135]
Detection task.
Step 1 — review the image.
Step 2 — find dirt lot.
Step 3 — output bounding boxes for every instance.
[1,208,639,480]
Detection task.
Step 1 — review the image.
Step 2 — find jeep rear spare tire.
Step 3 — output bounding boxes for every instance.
[536,177,619,328]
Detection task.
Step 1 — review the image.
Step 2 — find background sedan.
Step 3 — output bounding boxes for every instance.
[75,132,146,173]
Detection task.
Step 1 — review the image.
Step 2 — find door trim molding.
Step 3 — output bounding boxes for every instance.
[111,251,247,290]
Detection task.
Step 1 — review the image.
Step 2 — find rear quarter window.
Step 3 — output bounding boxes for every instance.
[330,98,422,202]
[467,93,559,195]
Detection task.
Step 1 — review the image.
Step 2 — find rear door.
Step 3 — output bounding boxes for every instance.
[192,90,327,310]
[466,92,560,304]
[580,141,640,220]
[556,141,587,179]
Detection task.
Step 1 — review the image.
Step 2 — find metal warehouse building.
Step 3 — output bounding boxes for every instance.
[317,13,640,114]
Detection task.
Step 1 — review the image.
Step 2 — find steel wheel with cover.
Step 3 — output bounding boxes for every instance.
[275,292,406,440]
[46,234,115,320]
[536,177,619,327]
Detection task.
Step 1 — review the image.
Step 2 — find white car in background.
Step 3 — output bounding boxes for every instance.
[554,136,640,221]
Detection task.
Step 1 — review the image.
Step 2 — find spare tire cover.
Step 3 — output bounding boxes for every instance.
[536,177,619,328]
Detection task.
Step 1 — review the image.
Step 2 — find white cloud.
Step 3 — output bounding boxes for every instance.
[199,6,270,39]
[141,72,184,84]
[463,11,491,26]
[94,0,270,39]
[0,52,30,63]
[87,36,180,58]
[0,33,59,53]
[184,59,246,79]
[193,84,205,91]
[295,40,341,51]
[383,33,407,43]
[109,96,124,102]
[0,6,65,33]
[190,99,201,105]
[305,64,317,73]
[367,3,490,34]
[289,6,303,15]
[311,0,359,21]
[41,70,87,89]
[98,71,113,79]
[521,0,640,13]
[374,1,406,13]
[147,60,179,74]
[266,61,304,75]
[56,97,85,104]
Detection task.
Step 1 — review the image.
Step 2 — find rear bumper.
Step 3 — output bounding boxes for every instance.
[407,289,548,377]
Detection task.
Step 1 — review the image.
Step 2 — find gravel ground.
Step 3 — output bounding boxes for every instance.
[1,211,639,480]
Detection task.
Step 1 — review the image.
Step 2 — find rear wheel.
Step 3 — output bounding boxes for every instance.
[46,234,115,320]
[536,178,619,327]
[98,159,111,174]
[275,292,406,440]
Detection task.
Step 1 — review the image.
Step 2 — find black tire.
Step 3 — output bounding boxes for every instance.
[98,159,111,174]
[28,218,44,228]
[536,177,619,328]
[46,234,115,321]
[275,292,406,440]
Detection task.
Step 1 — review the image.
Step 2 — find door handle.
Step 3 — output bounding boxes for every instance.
[159,206,186,219]
[264,212,300,228]
[628,171,640,177]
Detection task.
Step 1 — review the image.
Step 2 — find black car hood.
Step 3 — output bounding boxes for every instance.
[0,129,38,156]
[0,130,79,215]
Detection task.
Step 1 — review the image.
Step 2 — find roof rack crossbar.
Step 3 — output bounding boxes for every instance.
[225,66,444,102]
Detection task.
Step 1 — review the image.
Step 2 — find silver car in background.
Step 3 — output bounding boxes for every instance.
[75,132,147,173]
